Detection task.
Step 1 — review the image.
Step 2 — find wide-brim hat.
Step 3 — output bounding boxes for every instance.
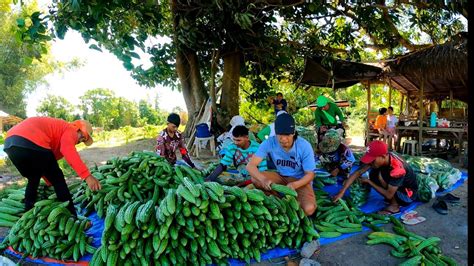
[318,129,340,153]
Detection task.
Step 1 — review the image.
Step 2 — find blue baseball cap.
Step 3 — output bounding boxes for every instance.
[275,113,295,134]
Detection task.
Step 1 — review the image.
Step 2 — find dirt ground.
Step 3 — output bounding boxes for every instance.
[0,137,468,265]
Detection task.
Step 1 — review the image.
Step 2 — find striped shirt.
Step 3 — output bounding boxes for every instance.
[220,140,266,176]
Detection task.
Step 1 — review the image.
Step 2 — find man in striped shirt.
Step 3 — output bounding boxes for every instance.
[206,125,266,185]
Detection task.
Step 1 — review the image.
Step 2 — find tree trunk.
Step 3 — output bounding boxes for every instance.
[176,50,208,138]
[218,51,242,126]
[171,0,207,138]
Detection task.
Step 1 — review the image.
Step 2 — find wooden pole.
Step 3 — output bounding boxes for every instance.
[400,94,405,117]
[418,77,424,155]
[210,50,219,113]
[388,79,392,107]
[449,89,453,119]
[366,81,371,145]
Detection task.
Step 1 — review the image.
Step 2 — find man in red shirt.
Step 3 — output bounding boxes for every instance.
[4,117,101,215]
[333,140,418,215]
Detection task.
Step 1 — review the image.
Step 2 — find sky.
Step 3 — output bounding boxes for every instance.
[26,30,186,117]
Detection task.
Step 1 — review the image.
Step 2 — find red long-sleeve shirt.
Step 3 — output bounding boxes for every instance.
[6,117,91,179]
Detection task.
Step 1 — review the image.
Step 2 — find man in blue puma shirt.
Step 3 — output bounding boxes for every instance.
[246,113,316,216]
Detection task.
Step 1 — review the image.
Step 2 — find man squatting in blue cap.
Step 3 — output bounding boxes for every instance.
[246,113,317,216]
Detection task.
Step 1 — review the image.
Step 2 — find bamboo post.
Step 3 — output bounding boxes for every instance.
[418,77,424,155]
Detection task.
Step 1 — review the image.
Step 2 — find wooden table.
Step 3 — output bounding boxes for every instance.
[396,126,468,163]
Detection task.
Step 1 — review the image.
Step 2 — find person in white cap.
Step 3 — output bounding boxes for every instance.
[217,115,257,154]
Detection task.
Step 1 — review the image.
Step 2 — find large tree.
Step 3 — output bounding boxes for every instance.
[23,1,467,133]
[0,1,55,117]
[36,94,76,121]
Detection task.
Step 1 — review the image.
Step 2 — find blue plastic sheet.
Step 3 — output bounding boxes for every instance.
[3,169,468,265]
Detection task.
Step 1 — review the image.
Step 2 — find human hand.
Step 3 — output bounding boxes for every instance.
[287,182,298,190]
[262,179,273,191]
[86,175,101,191]
[332,190,345,203]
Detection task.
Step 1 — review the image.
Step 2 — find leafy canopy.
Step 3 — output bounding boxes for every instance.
[17,1,467,109]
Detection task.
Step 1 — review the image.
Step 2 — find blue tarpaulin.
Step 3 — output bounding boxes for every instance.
[3,168,468,265]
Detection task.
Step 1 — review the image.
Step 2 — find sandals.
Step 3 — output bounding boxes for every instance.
[438,193,460,203]
[377,208,400,215]
[432,200,448,215]
[401,210,426,225]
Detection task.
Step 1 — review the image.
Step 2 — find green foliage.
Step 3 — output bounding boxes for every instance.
[121,126,134,144]
[79,88,117,129]
[58,159,76,178]
[36,94,76,121]
[138,100,167,126]
[143,124,159,139]
[240,78,402,138]
[111,97,140,129]
[0,2,56,117]
[0,132,5,145]
[26,1,466,100]
[10,1,466,128]
[78,89,170,130]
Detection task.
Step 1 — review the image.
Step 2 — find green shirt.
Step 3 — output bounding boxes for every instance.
[314,102,345,127]
[257,125,271,141]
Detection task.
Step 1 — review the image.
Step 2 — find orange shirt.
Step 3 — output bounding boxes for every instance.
[6,117,90,179]
[374,114,387,130]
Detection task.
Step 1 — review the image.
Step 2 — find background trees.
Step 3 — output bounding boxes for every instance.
[10,1,468,133]
[36,94,76,121]
[35,89,168,130]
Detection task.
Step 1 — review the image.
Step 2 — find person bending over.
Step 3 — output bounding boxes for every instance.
[333,140,418,215]
[4,117,102,215]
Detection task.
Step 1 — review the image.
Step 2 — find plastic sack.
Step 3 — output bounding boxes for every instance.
[447,168,462,188]
[416,173,439,202]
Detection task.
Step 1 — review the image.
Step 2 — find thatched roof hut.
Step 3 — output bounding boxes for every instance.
[0,110,23,133]
[383,32,468,102]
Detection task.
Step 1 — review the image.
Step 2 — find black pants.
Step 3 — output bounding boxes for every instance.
[369,169,415,206]
[4,146,76,215]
